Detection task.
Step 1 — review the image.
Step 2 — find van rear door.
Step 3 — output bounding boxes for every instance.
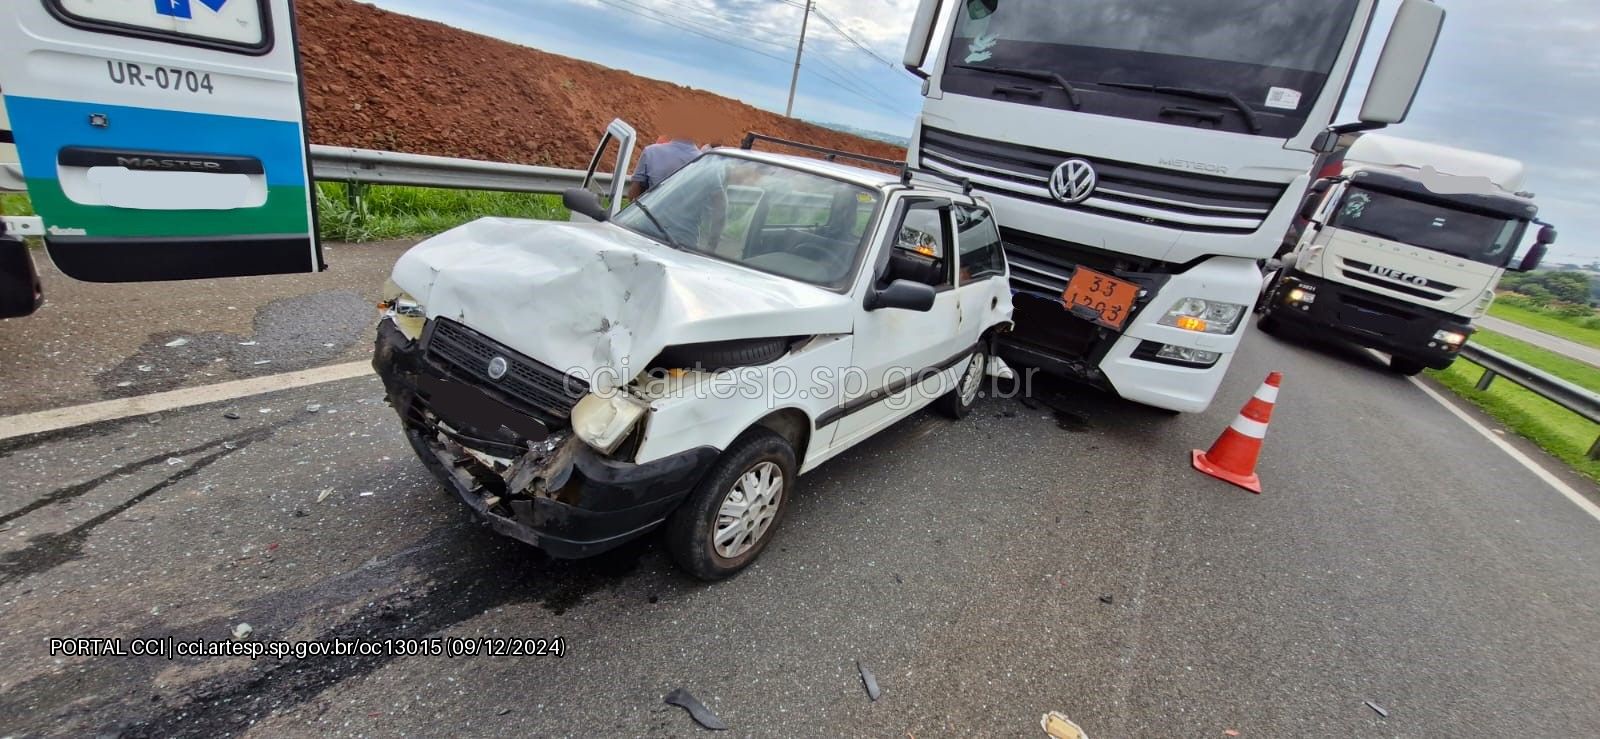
[0,0,321,282]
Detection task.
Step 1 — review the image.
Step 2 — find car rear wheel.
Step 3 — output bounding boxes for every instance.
[936,351,986,419]
[667,429,796,581]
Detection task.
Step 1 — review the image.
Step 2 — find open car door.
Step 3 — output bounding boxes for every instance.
[573,119,636,222]
[0,0,321,282]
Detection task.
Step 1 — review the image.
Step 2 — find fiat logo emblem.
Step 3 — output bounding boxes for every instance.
[1049,159,1098,204]
[486,356,509,380]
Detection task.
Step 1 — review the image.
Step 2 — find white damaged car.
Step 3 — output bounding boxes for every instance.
[374,125,1013,579]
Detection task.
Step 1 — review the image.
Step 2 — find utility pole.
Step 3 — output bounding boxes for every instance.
[785,0,813,118]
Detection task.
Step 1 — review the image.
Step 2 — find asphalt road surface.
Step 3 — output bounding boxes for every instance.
[3,245,1600,737]
[1477,315,1600,367]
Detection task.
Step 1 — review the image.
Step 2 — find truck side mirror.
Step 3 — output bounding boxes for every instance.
[1518,243,1548,273]
[867,279,937,312]
[563,188,609,222]
[1537,224,1558,245]
[902,0,943,79]
[1359,0,1446,125]
[1298,184,1330,222]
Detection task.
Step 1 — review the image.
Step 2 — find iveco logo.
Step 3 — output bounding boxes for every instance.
[486,356,510,380]
[1048,159,1098,205]
[1369,264,1429,287]
[115,156,222,171]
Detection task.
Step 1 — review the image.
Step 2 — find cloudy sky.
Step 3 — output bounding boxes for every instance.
[365,0,1598,261]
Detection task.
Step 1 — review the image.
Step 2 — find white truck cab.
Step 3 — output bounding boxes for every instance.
[899,0,1447,411]
[1260,134,1554,375]
[373,132,1015,579]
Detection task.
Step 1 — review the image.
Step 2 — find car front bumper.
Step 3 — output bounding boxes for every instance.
[373,320,717,558]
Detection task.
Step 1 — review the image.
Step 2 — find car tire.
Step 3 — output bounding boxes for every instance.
[1389,356,1428,377]
[936,350,986,420]
[666,428,797,581]
[654,338,790,372]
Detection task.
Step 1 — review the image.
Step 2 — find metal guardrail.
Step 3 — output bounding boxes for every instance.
[308,145,605,194]
[1459,343,1600,459]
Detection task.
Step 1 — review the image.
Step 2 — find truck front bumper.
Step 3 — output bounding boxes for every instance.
[372,320,717,559]
[1269,271,1472,369]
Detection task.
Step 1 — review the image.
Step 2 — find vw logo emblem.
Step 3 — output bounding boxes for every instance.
[1049,159,1098,204]
[486,356,509,381]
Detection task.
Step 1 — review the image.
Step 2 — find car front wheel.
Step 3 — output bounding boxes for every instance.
[666,429,796,580]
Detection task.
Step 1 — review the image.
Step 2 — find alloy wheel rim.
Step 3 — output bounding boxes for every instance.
[959,354,985,405]
[713,461,784,559]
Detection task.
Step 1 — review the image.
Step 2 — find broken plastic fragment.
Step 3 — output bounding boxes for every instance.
[223,411,241,420]
[238,341,258,346]
[1041,712,1088,739]
[664,688,727,731]
[317,488,334,503]
[1365,701,1389,718]
[857,661,882,702]
[164,338,190,348]
[166,457,185,466]
[137,365,154,372]
[305,403,323,413]
[231,623,253,641]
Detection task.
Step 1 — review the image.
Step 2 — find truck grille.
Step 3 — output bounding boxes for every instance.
[1338,259,1461,303]
[918,126,1285,235]
[425,319,589,421]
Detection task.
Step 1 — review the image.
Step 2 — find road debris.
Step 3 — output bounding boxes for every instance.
[857,661,882,702]
[259,408,273,414]
[223,411,241,420]
[231,623,253,641]
[115,380,134,388]
[664,688,727,731]
[1098,595,1114,605]
[1365,700,1389,718]
[166,457,185,466]
[164,338,190,348]
[1041,711,1088,738]
[305,403,323,413]
[359,491,374,497]
[252,360,272,366]
[1224,730,1240,737]
[317,488,335,503]
[137,364,154,373]
[238,341,258,346]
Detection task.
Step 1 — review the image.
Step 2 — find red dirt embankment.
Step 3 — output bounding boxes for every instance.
[295,0,905,169]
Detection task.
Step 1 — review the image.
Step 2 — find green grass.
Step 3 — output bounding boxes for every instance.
[1429,328,1600,481]
[1487,301,1600,350]
[316,183,568,242]
[2,186,567,242]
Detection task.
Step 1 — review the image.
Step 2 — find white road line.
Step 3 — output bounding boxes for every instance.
[0,361,375,442]
[1407,373,1600,523]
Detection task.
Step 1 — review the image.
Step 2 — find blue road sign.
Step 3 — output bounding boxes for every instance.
[154,0,192,19]
[196,0,228,11]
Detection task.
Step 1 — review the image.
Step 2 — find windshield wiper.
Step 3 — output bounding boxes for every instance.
[953,64,1081,110]
[1096,82,1262,134]
[628,200,686,251]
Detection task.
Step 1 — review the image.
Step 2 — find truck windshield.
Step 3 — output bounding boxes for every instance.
[612,154,881,290]
[1332,188,1524,267]
[944,0,1359,138]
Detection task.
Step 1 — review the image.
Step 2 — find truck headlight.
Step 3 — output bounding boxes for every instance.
[1159,298,1246,335]
[1433,329,1468,347]
[571,392,650,455]
[378,279,426,340]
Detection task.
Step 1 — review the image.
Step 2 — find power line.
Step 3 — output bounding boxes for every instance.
[776,0,900,69]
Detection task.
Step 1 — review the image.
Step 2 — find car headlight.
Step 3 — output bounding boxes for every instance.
[378,279,426,340]
[1159,298,1246,335]
[571,391,650,455]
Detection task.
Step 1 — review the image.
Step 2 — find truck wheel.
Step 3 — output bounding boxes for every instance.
[936,351,987,419]
[667,429,796,581]
[1389,356,1428,377]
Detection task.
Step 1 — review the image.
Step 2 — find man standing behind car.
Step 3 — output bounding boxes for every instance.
[627,101,704,199]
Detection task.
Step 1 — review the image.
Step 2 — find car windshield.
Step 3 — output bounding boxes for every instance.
[1333,188,1525,267]
[944,0,1359,138]
[613,154,882,290]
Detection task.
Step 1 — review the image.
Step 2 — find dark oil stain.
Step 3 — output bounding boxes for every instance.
[1053,409,1091,433]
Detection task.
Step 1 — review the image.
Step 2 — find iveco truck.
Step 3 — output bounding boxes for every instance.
[900,0,1447,412]
[1259,134,1554,375]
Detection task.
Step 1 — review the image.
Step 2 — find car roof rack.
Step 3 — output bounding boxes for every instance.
[740,133,974,196]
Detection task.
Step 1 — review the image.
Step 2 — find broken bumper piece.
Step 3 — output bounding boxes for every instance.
[373,320,717,559]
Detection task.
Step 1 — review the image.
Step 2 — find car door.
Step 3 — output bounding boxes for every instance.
[951,201,1011,346]
[571,119,636,222]
[830,195,969,446]
[0,0,320,282]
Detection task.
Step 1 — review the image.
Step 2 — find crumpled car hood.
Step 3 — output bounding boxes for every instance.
[391,217,856,392]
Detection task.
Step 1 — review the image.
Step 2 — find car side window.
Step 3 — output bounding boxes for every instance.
[882,202,952,290]
[955,205,1005,283]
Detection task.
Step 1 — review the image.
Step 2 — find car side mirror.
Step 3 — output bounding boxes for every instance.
[563,188,609,222]
[867,279,937,312]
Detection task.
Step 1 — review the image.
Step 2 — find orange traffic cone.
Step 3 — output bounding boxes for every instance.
[1192,372,1282,494]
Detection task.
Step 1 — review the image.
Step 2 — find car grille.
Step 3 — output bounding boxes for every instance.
[425,319,588,421]
[918,126,1286,235]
